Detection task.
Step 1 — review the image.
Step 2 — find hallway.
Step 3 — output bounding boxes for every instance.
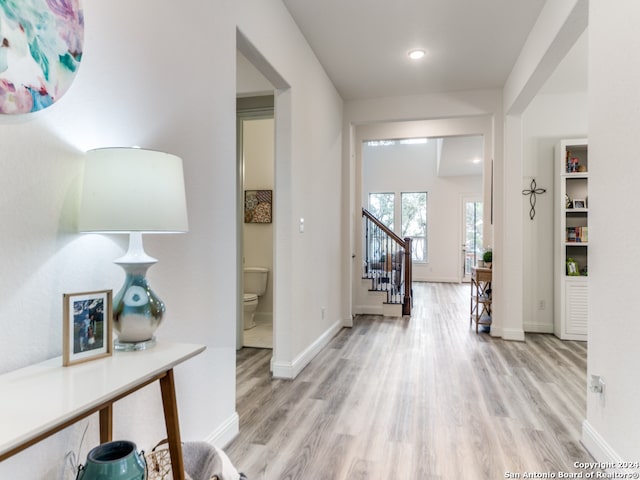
[227,282,593,479]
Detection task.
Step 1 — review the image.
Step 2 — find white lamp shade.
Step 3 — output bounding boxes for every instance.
[79,148,189,233]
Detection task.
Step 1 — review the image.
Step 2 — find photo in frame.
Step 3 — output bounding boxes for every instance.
[566,258,580,276]
[63,290,113,366]
[573,199,586,209]
[245,189,273,223]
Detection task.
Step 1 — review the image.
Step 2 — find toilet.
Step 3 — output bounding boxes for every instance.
[243,267,269,330]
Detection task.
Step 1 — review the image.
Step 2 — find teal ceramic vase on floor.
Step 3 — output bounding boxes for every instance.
[76,440,146,480]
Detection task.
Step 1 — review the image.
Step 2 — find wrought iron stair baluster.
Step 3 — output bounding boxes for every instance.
[361,208,413,316]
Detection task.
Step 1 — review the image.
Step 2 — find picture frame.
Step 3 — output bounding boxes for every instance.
[244,189,273,223]
[573,199,586,209]
[63,290,113,366]
[566,258,580,276]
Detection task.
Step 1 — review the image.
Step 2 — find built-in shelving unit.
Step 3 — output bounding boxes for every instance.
[554,139,588,341]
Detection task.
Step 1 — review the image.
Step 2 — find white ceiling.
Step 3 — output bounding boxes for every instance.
[237,1,588,176]
[282,0,548,101]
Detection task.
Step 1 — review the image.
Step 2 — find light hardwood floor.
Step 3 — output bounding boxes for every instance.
[226,282,595,479]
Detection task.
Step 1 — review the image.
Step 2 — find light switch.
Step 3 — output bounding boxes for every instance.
[299,218,305,233]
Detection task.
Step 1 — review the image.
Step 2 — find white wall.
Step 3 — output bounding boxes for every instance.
[237,51,274,97]
[236,0,345,378]
[363,141,482,282]
[582,0,640,465]
[0,1,237,477]
[521,91,588,332]
[0,0,345,476]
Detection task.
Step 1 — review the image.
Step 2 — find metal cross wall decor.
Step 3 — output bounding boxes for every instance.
[522,178,547,220]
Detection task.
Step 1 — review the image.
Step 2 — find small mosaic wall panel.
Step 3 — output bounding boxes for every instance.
[245,190,272,223]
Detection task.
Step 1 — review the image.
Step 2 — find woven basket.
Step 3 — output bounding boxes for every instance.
[145,440,172,480]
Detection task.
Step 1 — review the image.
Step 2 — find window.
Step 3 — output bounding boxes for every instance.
[367,193,394,265]
[364,138,428,147]
[367,191,428,263]
[401,192,427,262]
[464,200,483,276]
[368,193,394,230]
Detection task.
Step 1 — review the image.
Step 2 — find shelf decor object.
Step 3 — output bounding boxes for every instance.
[0,0,84,114]
[79,147,189,351]
[522,178,547,220]
[63,289,113,366]
[77,441,146,480]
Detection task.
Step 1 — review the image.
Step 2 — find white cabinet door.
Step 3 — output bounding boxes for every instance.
[564,277,588,340]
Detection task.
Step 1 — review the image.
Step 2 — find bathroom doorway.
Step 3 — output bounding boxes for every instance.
[236,32,291,363]
[237,96,274,349]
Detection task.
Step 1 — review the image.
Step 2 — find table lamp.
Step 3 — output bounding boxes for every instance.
[78,147,188,351]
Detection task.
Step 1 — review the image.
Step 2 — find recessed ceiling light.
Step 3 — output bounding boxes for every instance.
[408,49,426,60]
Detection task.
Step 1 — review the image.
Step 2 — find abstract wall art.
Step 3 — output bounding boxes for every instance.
[0,0,84,114]
[245,190,272,223]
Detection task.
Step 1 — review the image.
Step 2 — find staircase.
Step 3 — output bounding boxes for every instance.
[361,208,412,316]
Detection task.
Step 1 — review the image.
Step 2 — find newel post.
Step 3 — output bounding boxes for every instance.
[403,237,412,316]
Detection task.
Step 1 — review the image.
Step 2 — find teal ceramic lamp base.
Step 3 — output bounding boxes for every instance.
[113,233,166,351]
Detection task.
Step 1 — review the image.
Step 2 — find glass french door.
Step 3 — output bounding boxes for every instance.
[462,197,483,281]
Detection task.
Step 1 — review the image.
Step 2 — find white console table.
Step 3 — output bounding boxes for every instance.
[0,342,205,480]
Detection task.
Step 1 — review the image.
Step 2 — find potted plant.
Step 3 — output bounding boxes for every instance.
[482,249,493,268]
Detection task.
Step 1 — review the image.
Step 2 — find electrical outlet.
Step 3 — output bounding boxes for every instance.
[598,377,606,396]
[590,374,605,394]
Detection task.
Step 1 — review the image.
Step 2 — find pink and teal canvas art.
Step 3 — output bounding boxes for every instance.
[0,0,83,114]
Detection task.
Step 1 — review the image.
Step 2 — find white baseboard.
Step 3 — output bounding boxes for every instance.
[203,411,240,448]
[354,304,383,315]
[271,320,342,379]
[524,322,554,333]
[580,420,636,473]
[412,276,460,283]
[501,327,525,341]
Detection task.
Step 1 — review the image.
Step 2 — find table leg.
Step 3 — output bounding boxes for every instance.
[159,368,186,480]
[99,405,113,443]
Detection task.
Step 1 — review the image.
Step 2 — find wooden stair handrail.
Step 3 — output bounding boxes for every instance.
[362,208,405,245]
